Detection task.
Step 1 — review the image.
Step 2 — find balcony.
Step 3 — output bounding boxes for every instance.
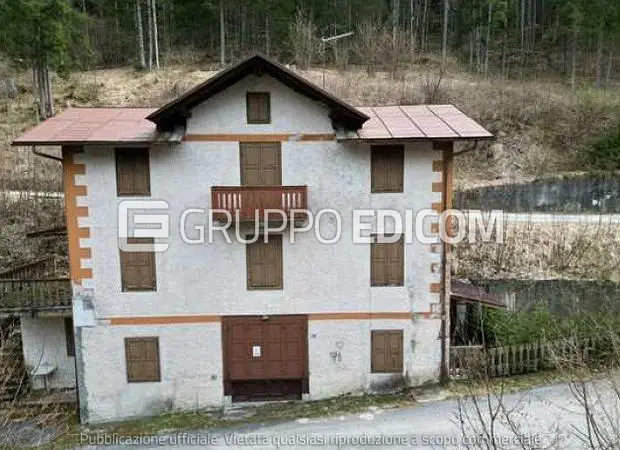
[211,186,308,222]
[0,256,72,313]
[0,279,72,313]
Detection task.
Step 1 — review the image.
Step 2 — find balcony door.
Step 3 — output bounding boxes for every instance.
[240,143,282,186]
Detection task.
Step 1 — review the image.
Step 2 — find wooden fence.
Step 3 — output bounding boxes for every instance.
[450,337,607,379]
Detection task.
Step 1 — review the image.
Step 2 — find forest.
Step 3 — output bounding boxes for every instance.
[0,0,619,90]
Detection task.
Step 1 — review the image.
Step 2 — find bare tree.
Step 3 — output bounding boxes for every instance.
[146,0,153,69]
[152,0,159,70]
[442,0,449,64]
[135,0,146,69]
[289,9,317,70]
[219,0,226,66]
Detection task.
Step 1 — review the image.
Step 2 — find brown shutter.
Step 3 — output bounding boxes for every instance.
[371,330,403,373]
[246,92,271,124]
[371,146,404,193]
[120,238,157,291]
[115,148,151,196]
[125,337,161,382]
[371,235,404,286]
[64,317,75,357]
[246,235,283,289]
[240,143,281,186]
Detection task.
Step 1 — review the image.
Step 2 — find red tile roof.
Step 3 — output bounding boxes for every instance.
[354,105,492,140]
[12,107,170,146]
[13,104,492,146]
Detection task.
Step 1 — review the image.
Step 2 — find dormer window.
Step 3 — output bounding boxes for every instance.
[246,92,271,124]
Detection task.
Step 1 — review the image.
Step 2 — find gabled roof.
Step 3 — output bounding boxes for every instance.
[146,53,370,131]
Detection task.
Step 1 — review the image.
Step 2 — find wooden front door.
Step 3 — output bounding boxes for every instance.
[240,143,282,186]
[222,315,308,401]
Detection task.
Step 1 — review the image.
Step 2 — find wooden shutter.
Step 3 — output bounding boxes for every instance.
[371,330,403,373]
[246,92,271,124]
[125,337,160,382]
[371,234,404,286]
[64,317,75,357]
[115,148,151,196]
[240,143,282,186]
[371,146,404,193]
[120,238,157,291]
[246,235,283,289]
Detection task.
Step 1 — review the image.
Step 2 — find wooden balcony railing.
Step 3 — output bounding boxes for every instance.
[0,279,72,312]
[211,186,308,221]
[0,255,66,280]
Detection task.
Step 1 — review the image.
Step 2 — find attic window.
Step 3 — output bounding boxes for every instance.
[246,92,271,124]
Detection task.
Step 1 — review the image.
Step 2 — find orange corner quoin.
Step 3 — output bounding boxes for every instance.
[62,146,92,286]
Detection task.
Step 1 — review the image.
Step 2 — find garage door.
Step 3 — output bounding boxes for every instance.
[222,315,308,401]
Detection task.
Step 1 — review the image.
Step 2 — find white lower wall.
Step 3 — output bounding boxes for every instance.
[20,315,76,390]
[308,318,441,399]
[81,323,224,423]
[81,317,441,422]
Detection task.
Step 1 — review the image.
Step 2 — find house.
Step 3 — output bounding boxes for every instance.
[12,54,492,423]
[0,257,75,393]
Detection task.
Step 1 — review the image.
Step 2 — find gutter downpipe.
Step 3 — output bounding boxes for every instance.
[32,146,63,162]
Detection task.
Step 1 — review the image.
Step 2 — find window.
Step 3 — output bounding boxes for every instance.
[371,330,403,373]
[115,148,151,196]
[246,92,271,124]
[240,142,282,186]
[371,145,404,193]
[371,234,404,286]
[124,337,160,383]
[120,238,157,291]
[246,235,283,289]
[64,317,75,357]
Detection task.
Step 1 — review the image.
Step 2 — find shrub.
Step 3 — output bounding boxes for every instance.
[485,308,620,346]
[586,125,620,170]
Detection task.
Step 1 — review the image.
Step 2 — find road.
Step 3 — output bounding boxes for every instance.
[84,382,611,449]
[502,212,620,224]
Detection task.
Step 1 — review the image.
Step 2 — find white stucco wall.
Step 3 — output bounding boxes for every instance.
[20,315,76,390]
[72,74,445,422]
[80,323,222,423]
[308,318,441,400]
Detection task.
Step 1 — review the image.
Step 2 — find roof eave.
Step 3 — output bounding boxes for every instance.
[336,135,494,142]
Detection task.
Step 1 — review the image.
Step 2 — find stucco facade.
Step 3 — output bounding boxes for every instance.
[66,75,448,422]
[20,315,76,390]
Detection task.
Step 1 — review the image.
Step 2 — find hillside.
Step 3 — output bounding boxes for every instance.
[3,61,620,191]
[0,61,619,280]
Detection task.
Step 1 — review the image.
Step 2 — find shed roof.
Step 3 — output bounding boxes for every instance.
[12,107,182,147]
[348,105,493,140]
[451,279,505,309]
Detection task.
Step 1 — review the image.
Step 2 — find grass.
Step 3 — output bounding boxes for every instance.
[39,370,586,449]
[43,392,416,449]
[448,369,579,398]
